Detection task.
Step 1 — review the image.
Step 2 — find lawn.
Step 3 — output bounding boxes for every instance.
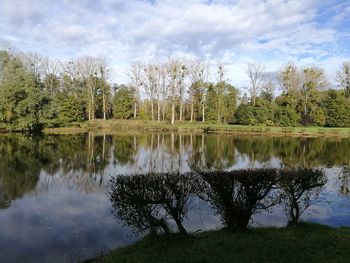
[87,223,350,263]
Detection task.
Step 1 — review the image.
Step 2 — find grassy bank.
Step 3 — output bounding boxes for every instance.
[87,223,350,263]
[43,119,350,137]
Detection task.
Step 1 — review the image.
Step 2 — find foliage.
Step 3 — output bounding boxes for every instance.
[279,168,327,224]
[322,90,350,127]
[274,106,299,127]
[0,51,45,131]
[234,101,275,126]
[113,85,134,119]
[1,49,350,130]
[196,169,278,229]
[233,104,255,125]
[107,172,199,235]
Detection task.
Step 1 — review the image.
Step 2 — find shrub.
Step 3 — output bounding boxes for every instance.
[278,169,326,224]
[196,169,279,229]
[274,107,299,127]
[322,90,350,127]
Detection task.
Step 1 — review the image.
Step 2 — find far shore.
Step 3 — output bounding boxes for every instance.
[39,119,350,138]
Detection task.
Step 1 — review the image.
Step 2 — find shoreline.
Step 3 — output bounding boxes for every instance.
[85,223,350,263]
[1,120,350,137]
[42,120,350,138]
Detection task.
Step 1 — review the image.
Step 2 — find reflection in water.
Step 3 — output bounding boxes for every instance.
[338,167,350,195]
[0,133,349,262]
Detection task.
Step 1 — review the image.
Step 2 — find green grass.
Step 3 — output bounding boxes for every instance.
[87,223,350,263]
[44,119,350,137]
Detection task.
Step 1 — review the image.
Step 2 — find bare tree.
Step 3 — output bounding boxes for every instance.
[166,59,186,125]
[20,52,42,76]
[277,62,300,94]
[188,60,209,122]
[159,64,168,122]
[40,57,61,95]
[299,66,327,115]
[246,63,266,106]
[216,63,226,122]
[128,63,143,119]
[336,61,350,100]
[99,64,110,120]
[72,56,107,121]
[177,62,187,122]
[143,64,160,121]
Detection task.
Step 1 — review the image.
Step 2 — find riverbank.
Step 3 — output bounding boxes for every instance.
[43,120,350,137]
[86,223,350,263]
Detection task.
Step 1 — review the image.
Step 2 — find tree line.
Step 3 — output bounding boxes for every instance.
[0,49,349,131]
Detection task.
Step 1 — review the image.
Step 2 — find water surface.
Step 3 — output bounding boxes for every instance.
[0,133,350,262]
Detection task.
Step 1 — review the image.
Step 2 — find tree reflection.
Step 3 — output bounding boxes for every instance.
[338,166,350,195]
[279,169,327,224]
[0,135,42,207]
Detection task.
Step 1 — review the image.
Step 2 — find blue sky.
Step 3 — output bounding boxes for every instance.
[0,0,349,86]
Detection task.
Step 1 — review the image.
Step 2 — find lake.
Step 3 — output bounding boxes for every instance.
[0,132,350,263]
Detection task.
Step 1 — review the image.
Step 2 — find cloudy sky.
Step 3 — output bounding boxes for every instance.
[0,0,349,86]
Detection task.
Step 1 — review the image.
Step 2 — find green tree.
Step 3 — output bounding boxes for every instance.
[322,90,350,127]
[336,62,350,100]
[0,51,45,131]
[113,85,134,119]
[274,107,299,127]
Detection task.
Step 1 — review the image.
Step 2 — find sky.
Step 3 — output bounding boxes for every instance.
[0,0,349,87]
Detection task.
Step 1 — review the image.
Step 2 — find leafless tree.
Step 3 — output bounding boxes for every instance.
[277,62,300,94]
[188,60,209,122]
[128,63,143,119]
[246,63,266,106]
[166,59,186,124]
[336,61,350,100]
[20,52,42,76]
[299,66,327,115]
[159,64,168,122]
[143,64,160,121]
[40,57,61,95]
[70,56,108,120]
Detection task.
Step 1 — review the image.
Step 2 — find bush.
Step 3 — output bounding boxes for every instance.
[234,104,256,125]
[278,168,326,224]
[234,102,275,126]
[196,169,279,229]
[274,107,299,127]
[322,90,350,127]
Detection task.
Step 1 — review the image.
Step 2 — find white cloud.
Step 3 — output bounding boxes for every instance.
[0,0,348,86]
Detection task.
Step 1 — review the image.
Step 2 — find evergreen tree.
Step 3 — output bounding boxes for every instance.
[113,85,134,119]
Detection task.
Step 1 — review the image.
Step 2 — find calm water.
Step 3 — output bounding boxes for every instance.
[0,133,350,262]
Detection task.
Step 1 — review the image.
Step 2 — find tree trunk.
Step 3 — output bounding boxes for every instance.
[171,101,175,125]
[190,103,193,122]
[202,102,205,122]
[179,102,183,122]
[151,100,154,121]
[134,102,137,118]
[91,94,95,120]
[157,97,160,122]
[103,91,106,120]
[88,100,91,121]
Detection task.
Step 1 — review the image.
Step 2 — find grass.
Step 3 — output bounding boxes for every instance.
[86,223,350,263]
[43,119,350,137]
